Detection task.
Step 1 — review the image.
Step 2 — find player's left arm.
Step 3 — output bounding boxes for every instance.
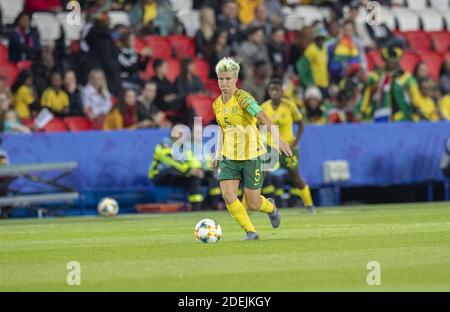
[241,92,293,157]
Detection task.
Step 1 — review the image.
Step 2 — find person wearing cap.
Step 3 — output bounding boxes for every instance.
[303,85,331,124]
[296,25,330,99]
[355,47,422,122]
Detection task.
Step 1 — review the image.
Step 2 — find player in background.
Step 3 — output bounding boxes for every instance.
[260,79,316,214]
[210,57,293,240]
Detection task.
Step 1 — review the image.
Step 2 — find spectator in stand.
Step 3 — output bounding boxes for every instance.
[117,31,152,91]
[137,81,170,128]
[303,86,329,125]
[206,30,231,79]
[327,90,357,124]
[237,25,270,79]
[82,68,112,129]
[327,20,367,85]
[242,60,271,104]
[8,11,41,63]
[12,70,38,120]
[175,57,204,101]
[237,0,262,26]
[325,20,340,46]
[195,6,217,58]
[440,94,450,120]
[150,59,187,124]
[249,4,271,39]
[130,0,175,36]
[63,70,84,116]
[264,0,284,21]
[0,90,31,133]
[0,76,12,101]
[439,59,450,96]
[24,0,62,13]
[41,71,69,117]
[103,88,140,130]
[267,26,289,71]
[414,62,440,101]
[217,0,244,53]
[296,25,329,98]
[31,46,57,98]
[290,25,314,74]
[84,12,121,96]
[414,78,441,121]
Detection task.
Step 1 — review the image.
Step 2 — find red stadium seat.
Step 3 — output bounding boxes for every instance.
[166,58,181,82]
[192,58,209,84]
[404,31,432,52]
[204,79,221,98]
[286,31,298,45]
[21,118,35,128]
[141,59,155,80]
[429,31,450,53]
[134,36,145,53]
[366,50,385,70]
[0,64,19,86]
[0,44,8,64]
[143,36,172,60]
[63,116,93,131]
[418,51,444,82]
[42,118,69,132]
[16,60,33,71]
[186,94,215,126]
[167,35,195,58]
[400,51,421,73]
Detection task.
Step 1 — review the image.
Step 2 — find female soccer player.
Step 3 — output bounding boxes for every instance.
[210,57,293,240]
[260,79,315,214]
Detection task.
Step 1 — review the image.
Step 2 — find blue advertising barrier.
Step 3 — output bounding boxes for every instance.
[1,121,449,194]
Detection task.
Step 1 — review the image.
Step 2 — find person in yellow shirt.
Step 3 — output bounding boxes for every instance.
[260,79,315,214]
[412,78,441,121]
[297,26,329,98]
[440,94,450,120]
[12,70,37,119]
[41,72,69,116]
[237,0,262,25]
[211,57,293,240]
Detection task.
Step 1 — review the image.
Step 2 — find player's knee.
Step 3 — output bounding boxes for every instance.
[221,191,237,205]
[245,196,261,211]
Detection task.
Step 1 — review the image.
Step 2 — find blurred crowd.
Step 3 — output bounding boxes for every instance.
[0,0,449,134]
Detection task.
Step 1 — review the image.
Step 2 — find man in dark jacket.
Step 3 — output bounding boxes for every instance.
[8,12,41,63]
[83,12,121,95]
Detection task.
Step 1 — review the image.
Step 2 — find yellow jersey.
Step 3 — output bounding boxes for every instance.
[13,85,35,119]
[260,98,303,146]
[440,95,450,120]
[213,89,266,160]
[304,43,329,88]
[41,88,69,113]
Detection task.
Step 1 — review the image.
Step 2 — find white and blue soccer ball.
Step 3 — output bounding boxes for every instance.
[97,197,119,216]
[194,218,222,243]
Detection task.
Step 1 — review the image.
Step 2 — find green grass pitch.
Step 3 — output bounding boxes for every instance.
[0,202,449,291]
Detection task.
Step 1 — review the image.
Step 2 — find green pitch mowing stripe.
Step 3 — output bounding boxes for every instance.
[0,202,449,291]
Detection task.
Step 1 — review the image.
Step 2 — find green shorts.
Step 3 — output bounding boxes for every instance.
[265,145,299,170]
[217,157,264,190]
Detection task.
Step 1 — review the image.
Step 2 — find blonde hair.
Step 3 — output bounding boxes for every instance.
[215,57,240,77]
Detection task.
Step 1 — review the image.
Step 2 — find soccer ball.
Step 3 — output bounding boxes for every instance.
[194,219,222,243]
[97,197,119,216]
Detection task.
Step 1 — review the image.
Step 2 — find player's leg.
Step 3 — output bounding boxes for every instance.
[287,168,315,214]
[218,159,257,235]
[281,148,315,213]
[242,157,281,228]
